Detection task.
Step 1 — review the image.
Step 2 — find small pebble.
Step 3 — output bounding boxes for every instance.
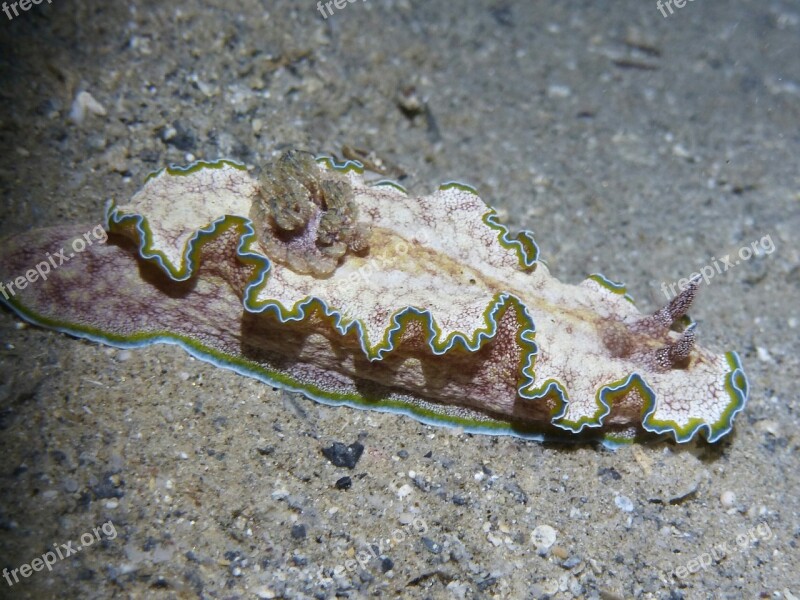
[476,576,497,592]
[755,420,781,437]
[69,91,107,124]
[720,490,737,508]
[271,488,289,500]
[756,346,774,362]
[321,441,364,469]
[614,494,634,513]
[547,84,572,98]
[531,525,557,550]
[335,476,352,490]
[672,143,693,159]
[422,537,442,554]
[161,126,177,141]
[290,524,306,540]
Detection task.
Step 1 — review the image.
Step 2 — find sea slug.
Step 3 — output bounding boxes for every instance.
[0,150,748,445]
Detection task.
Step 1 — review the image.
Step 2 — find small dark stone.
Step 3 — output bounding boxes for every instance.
[184,569,204,595]
[452,495,467,506]
[142,537,158,551]
[397,450,409,459]
[503,481,528,504]
[78,491,92,509]
[490,5,513,27]
[291,524,307,540]
[185,551,199,562]
[0,408,13,430]
[50,450,68,464]
[335,476,352,490]
[761,435,788,454]
[151,577,170,589]
[423,450,432,458]
[91,473,125,500]
[292,553,308,566]
[164,121,196,152]
[562,556,581,569]
[476,576,497,592]
[381,557,394,573]
[597,466,622,483]
[412,475,432,493]
[321,441,364,469]
[256,446,275,456]
[138,149,160,164]
[422,537,441,554]
[0,512,15,531]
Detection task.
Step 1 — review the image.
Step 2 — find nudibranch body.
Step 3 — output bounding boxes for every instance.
[0,151,748,446]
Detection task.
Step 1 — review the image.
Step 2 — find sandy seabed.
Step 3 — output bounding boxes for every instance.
[0,1,798,598]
